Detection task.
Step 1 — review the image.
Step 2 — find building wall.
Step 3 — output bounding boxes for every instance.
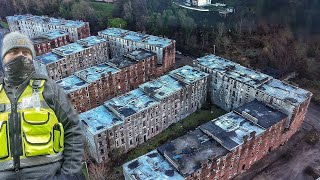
[155,43,176,76]
[196,64,257,111]
[77,22,91,41]
[34,34,71,56]
[85,122,123,163]
[281,96,311,142]
[82,125,101,162]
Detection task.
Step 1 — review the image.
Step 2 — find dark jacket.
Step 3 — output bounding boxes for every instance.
[0,72,84,180]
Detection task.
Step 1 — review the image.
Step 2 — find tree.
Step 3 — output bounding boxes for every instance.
[88,162,109,180]
[108,18,127,28]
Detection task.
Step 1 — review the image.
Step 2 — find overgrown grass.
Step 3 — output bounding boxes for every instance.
[106,105,226,179]
[295,78,320,105]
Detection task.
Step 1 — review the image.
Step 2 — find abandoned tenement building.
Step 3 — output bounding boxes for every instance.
[122,55,312,180]
[98,28,176,76]
[32,30,71,56]
[193,55,311,139]
[31,27,176,112]
[123,100,289,180]
[6,14,90,41]
[80,66,209,163]
[34,35,109,80]
[56,49,158,112]
[5,14,312,179]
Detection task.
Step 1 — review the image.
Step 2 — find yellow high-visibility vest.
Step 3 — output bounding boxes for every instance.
[0,79,64,170]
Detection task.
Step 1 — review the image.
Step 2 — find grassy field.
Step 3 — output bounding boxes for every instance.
[89,1,114,18]
[105,105,226,179]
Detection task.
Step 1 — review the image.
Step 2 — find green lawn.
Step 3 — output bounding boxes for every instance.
[106,105,226,179]
[89,1,114,18]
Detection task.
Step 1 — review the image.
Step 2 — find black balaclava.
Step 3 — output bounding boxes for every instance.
[3,55,35,87]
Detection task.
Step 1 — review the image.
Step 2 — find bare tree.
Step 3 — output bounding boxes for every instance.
[88,162,109,180]
[217,22,225,37]
[84,143,109,180]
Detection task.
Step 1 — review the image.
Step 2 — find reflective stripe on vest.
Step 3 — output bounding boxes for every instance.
[0,79,64,171]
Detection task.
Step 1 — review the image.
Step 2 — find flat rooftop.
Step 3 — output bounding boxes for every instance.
[41,30,69,40]
[169,65,209,85]
[108,49,156,69]
[7,14,87,28]
[80,105,123,135]
[32,37,50,45]
[259,79,311,106]
[124,49,156,61]
[123,150,184,180]
[139,75,184,100]
[98,28,173,48]
[144,35,172,48]
[195,55,272,87]
[75,63,120,83]
[157,129,228,177]
[32,30,69,44]
[105,89,159,118]
[56,75,89,94]
[77,36,107,47]
[234,100,288,129]
[35,52,63,65]
[108,56,137,69]
[200,112,265,151]
[53,42,85,56]
[99,28,129,37]
[123,31,149,42]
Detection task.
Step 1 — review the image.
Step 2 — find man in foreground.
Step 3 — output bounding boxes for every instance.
[0,31,84,179]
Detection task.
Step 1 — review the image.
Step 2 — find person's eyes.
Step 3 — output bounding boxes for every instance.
[8,49,19,55]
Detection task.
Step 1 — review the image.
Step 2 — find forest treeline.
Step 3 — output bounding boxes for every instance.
[0,0,319,103]
[0,0,105,33]
[113,0,320,103]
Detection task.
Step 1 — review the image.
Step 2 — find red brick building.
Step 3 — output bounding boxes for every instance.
[98,28,176,76]
[34,36,109,80]
[123,100,310,180]
[56,49,157,112]
[32,30,71,56]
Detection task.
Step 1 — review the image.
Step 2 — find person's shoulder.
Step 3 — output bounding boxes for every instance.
[31,73,57,91]
[31,73,49,81]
